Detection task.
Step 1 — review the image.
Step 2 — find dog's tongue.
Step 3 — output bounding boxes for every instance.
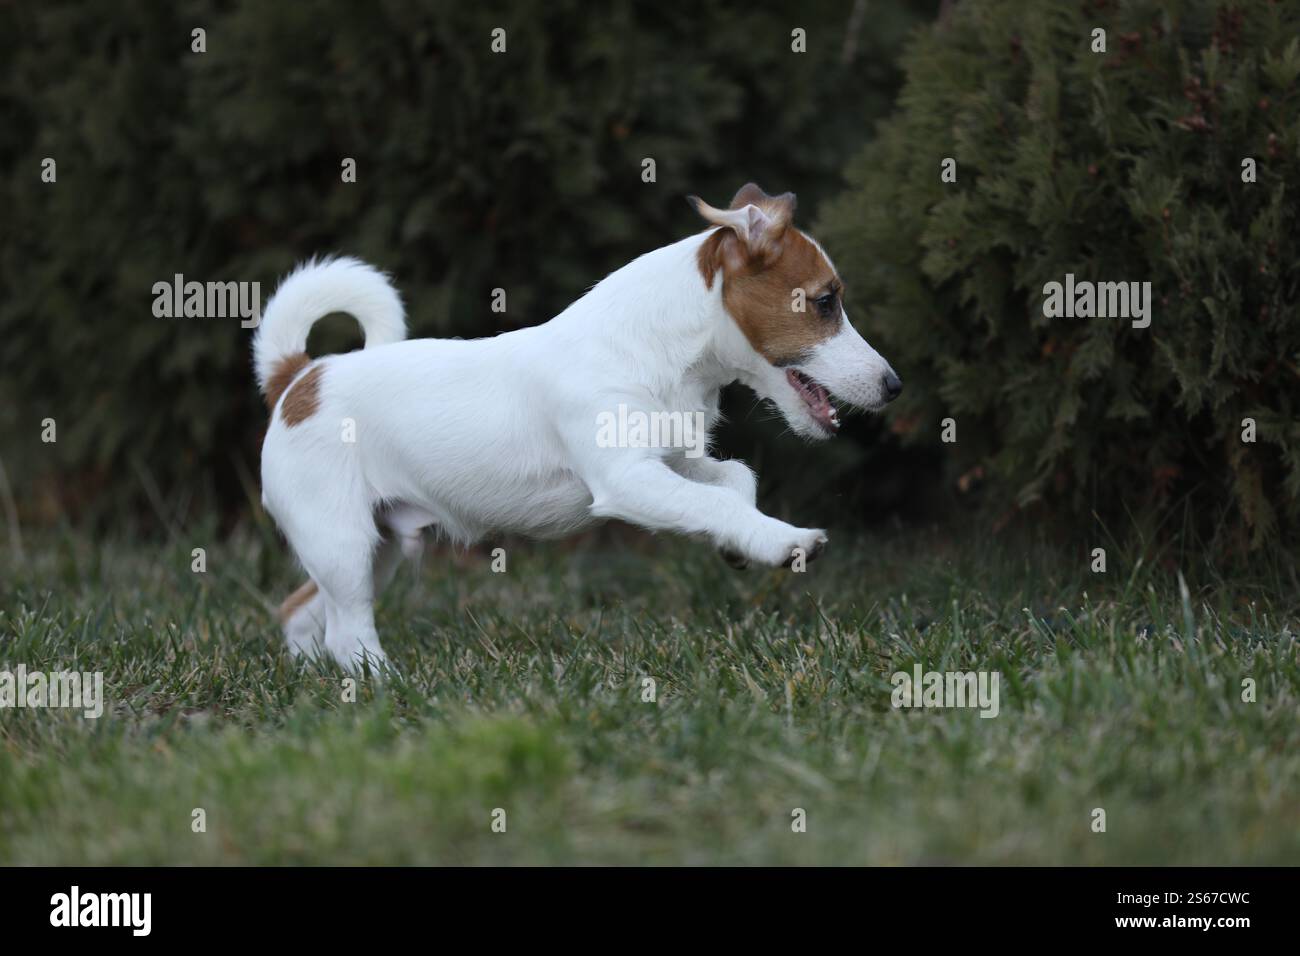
[808,383,838,428]
[808,380,830,412]
[787,370,839,430]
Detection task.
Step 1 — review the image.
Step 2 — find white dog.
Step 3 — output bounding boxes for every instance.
[254,184,900,670]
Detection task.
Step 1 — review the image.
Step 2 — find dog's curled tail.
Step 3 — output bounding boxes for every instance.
[253,256,406,411]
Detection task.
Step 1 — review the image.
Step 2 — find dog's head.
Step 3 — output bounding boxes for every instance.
[690,183,900,439]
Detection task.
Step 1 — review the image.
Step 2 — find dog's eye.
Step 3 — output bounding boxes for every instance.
[815,293,837,316]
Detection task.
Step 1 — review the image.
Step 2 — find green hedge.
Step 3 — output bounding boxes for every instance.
[0,0,927,527]
[818,0,1300,548]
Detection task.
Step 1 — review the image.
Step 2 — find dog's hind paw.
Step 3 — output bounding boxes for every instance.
[719,547,750,571]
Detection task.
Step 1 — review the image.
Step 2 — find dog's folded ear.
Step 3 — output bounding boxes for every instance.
[688,183,795,267]
[728,182,796,223]
[687,195,772,246]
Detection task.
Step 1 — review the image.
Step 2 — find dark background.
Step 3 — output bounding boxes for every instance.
[1,0,1296,556]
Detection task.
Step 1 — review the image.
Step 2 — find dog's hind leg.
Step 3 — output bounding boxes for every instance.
[279,580,327,660]
[278,532,405,663]
[278,503,392,674]
[371,531,407,594]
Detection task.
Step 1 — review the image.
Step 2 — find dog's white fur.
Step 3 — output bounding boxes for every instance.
[255,190,897,671]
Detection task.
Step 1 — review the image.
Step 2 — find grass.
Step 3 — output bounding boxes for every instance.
[1,518,1297,865]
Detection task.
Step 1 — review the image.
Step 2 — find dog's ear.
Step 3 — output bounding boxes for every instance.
[728,182,796,228]
[687,183,794,264]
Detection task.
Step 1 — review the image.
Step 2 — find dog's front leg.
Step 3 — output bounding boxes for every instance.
[669,456,760,569]
[587,457,825,567]
[670,455,757,505]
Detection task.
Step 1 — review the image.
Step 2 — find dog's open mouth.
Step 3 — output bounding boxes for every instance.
[786,369,839,433]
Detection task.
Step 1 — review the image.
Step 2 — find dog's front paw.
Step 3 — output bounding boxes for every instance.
[744,523,828,568]
[782,529,827,569]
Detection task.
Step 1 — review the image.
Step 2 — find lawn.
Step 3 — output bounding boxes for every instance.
[1,519,1297,865]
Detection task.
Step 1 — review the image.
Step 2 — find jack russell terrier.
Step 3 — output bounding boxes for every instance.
[254,183,901,671]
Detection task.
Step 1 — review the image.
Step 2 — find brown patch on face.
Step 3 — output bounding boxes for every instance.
[699,225,841,365]
[281,363,324,427]
[278,579,318,623]
[264,352,311,411]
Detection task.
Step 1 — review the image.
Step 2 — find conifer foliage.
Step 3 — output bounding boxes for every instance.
[818,0,1300,547]
[0,1,923,523]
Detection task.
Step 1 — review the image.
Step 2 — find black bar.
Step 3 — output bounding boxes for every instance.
[0,866,1285,941]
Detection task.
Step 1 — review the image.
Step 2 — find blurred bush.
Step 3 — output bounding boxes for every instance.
[818,0,1300,549]
[0,0,929,530]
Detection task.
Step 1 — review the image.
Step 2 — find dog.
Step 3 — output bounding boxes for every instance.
[253,183,900,671]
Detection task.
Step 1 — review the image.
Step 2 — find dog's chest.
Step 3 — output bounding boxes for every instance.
[494,467,599,539]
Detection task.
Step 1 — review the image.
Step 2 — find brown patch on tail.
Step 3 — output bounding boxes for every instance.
[264,353,311,411]
[278,580,318,624]
[281,364,325,427]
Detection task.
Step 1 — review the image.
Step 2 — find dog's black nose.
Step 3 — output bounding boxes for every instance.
[883,370,903,402]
